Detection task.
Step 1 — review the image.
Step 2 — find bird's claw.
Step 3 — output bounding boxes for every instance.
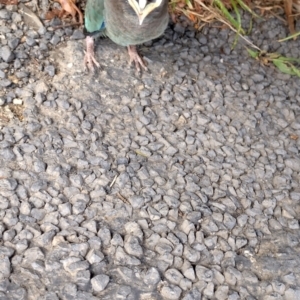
[84,36,100,72]
[127,45,148,72]
[84,50,100,73]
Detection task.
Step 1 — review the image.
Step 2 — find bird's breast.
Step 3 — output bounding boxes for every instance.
[104,0,168,47]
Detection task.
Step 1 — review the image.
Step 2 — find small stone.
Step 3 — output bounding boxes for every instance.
[235,237,248,249]
[34,80,49,94]
[0,256,11,278]
[271,281,285,295]
[115,247,141,266]
[117,267,135,282]
[90,187,106,198]
[33,160,46,173]
[58,202,72,216]
[1,79,12,87]
[111,233,124,247]
[124,236,143,257]
[15,239,28,253]
[50,34,61,45]
[97,227,111,247]
[45,65,55,76]
[183,246,200,263]
[215,285,229,300]
[196,265,213,282]
[116,285,132,299]
[65,260,90,276]
[0,197,9,210]
[174,23,185,35]
[76,270,91,289]
[165,146,178,156]
[86,249,104,264]
[8,38,20,50]
[0,246,14,257]
[182,288,202,300]
[34,230,56,247]
[0,9,10,19]
[31,180,47,192]
[128,195,145,209]
[26,36,36,46]
[160,285,182,300]
[91,274,110,292]
[72,200,86,214]
[165,268,184,285]
[285,158,300,172]
[13,98,23,105]
[179,278,192,291]
[0,178,17,190]
[71,29,85,40]
[143,267,160,286]
[0,46,14,62]
[203,282,214,297]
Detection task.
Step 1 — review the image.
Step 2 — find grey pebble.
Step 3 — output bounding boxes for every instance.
[44,65,55,76]
[143,267,161,286]
[0,178,17,191]
[50,34,61,45]
[0,46,14,62]
[165,268,184,285]
[8,38,20,50]
[128,195,145,209]
[160,284,182,300]
[124,236,143,257]
[115,247,141,266]
[0,256,11,278]
[71,30,85,40]
[0,79,12,87]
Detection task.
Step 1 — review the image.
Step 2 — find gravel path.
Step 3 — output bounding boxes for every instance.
[1,3,300,300]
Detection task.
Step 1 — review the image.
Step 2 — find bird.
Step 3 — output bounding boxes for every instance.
[84,0,169,72]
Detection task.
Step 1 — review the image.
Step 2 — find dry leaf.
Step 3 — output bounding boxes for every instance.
[45,8,63,20]
[0,0,17,5]
[290,134,299,140]
[55,0,83,24]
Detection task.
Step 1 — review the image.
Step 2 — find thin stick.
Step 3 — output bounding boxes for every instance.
[117,193,130,205]
[109,174,118,188]
[53,22,81,30]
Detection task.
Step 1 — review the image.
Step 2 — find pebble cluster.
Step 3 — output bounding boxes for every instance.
[0,3,300,300]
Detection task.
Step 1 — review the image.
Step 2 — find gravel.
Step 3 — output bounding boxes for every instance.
[0,4,299,300]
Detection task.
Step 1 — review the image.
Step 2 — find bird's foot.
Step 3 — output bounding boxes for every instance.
[84,36,100,72]
[127,45,147,72]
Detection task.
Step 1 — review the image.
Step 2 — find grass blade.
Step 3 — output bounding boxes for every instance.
[289,64,300,77]
[278,31,300,42]
[247,48,259,59]
[213,0,245,34]
[235,0,260,18]
[272,59,296,75]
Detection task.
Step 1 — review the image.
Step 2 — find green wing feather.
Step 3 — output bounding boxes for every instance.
[85,0,105,33]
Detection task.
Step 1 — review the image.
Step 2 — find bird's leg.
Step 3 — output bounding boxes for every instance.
[127,45,148,72]
[84,36,100,72]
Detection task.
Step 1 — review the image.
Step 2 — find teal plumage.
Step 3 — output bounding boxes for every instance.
[84,0,168,71]
[84,0,105,34]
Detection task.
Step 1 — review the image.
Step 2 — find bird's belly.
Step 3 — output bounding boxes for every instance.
[106,16,168,47]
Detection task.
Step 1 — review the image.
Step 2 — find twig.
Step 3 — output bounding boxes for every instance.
[109,174,118,188]
[53,22,81,30]
[117,193,130,205]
